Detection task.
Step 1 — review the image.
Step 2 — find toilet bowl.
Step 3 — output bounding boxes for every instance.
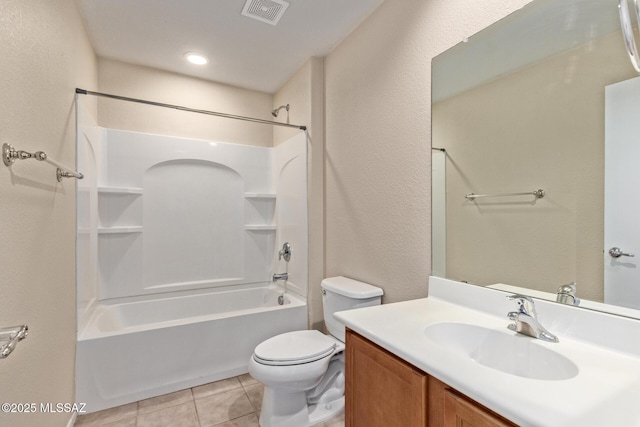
[248,276,383,427]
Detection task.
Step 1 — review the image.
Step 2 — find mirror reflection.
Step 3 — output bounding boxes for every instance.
[431,0,640,318]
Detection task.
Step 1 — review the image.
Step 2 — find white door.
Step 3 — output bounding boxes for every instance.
[604,77,640,309]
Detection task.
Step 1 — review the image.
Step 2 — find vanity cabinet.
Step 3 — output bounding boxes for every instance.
[434,379,515,427]
[345,329,428,426]
[345,329,516,427]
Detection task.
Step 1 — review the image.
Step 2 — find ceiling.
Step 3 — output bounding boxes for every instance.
[76,0,385,94]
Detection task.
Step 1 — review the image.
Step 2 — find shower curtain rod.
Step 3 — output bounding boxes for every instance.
[75,88,307,131]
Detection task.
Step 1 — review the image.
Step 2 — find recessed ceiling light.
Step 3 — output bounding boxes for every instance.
[184,52,209,65]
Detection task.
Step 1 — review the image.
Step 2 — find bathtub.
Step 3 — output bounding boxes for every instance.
[76,283,306,413]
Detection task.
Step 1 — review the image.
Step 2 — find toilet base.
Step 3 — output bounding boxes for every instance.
[258,388,344,427]
[308,396,345,426]
[257,353,346,427]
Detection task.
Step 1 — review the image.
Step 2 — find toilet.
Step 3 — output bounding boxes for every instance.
[248,276,383,427]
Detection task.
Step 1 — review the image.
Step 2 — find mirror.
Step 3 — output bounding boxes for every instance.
[431,0,640,319]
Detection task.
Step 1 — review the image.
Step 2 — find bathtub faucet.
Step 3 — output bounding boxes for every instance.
[273,272,288,282]
[273,272,289,298]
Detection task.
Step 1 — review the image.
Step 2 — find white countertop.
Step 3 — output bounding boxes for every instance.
[334,277,640,427]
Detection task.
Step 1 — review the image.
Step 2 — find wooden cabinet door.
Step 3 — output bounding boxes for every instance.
[443,389,515,427]
[345,329,428,427]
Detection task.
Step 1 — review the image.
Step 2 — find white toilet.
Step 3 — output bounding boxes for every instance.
[248,276,383,427]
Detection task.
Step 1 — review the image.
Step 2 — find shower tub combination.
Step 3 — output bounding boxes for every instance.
[76,119,309,412]
[76,284,306,412]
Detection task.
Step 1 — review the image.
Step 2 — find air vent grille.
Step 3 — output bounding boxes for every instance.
[241,0,290,26]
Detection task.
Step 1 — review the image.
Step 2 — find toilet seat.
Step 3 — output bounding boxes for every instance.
[253,330,337,366]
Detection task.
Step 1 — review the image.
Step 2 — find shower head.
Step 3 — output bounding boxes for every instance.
[271,104,290,117]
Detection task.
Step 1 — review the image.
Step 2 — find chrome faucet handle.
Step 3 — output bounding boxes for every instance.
[278,242,292,262]
[557,282,576,294]
[556,282,580,306]
[507,294,537,316]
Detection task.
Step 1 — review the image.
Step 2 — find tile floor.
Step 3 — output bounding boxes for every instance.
[74,373,345,427]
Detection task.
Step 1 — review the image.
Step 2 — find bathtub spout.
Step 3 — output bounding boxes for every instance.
[273,273,288,282]
[273,272,288,297]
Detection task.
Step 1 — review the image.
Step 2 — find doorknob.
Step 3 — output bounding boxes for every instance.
[609,247,635,258]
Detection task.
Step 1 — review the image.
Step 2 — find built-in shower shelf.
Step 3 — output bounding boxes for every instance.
[98,187,144,195]
[98,226,143,234]
[245,225,277,231]
[244,193,276,199]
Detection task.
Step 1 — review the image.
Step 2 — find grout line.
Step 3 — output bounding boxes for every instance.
[192,395,203,427]
[189,388,202,427]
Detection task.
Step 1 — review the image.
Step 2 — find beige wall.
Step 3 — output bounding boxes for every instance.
[273,58,326,329]
[324,0,532,303]
[273,60,315,146]
[97,59,274,146]
[434,30,635,302]
[0,1,97,426]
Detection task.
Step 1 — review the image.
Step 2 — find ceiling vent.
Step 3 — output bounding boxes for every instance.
[241,0,290,26]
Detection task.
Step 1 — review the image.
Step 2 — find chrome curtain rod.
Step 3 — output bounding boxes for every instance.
[75,88,307,131]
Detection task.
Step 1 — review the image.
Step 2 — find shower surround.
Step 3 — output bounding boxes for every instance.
[76,124,308,412]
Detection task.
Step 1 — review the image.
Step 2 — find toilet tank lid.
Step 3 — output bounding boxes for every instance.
[321,276,383,299]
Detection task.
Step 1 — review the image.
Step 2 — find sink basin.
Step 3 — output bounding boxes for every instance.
[424,322,578,381]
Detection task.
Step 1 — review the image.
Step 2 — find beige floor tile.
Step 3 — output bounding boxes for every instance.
[195,388,255,427]
[193,377,243,399]
[243,383,264,411]
[75,402,137,427]
[237,373,259,388]
[320,412,345,427]
[138,388,193,414]
[213,412,260,427]
[136,401,199,427]
[95,417,137,427]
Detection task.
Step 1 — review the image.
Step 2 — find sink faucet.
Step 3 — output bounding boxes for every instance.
[507,294,559,343]
[556,282,580,306]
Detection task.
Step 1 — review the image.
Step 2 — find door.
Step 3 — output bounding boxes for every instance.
[604,76,640,309]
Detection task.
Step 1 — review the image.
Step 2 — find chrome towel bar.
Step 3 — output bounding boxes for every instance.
[465,189,545,201]
[2,143,83,182]
[0,325,28,359]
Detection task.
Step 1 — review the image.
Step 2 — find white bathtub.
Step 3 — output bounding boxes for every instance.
[76,283,306,413]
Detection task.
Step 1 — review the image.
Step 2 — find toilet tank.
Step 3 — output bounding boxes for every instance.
[321,276,383,342]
